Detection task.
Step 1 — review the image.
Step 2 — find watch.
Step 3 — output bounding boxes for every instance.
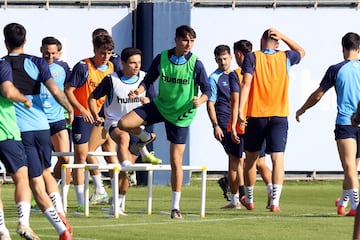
[212,122,219,128]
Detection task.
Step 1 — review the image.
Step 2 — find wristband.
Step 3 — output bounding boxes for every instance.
[212,122,219,128]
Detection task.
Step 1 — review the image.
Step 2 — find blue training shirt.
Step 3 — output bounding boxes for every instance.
[208,70,239,129]
[320,60,360,125]
[5,53,52,132]
[40,59,71,123]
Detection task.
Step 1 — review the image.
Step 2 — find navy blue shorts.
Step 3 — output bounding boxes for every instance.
[72,116,94,144]
[49,119,67,136]
[259,140,266,158]
[0,140,27,174]
[334,124,360,158]
[21,130,52,178]
[134,102,189,144]
[221,130,244,158]
[244,117,288,153]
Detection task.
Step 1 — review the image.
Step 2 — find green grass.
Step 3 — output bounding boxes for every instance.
[1,179,355,239]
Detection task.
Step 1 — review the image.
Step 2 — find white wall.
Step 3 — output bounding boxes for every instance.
[0,8,132,67]
[1,6,359,172]
[190,7,360,171]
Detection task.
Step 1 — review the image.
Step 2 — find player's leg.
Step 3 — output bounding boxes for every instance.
[87,125,109,205]
[71,117,93,211]
[267,117,288,212]
[0,140,37,239]
[336,137,358,216]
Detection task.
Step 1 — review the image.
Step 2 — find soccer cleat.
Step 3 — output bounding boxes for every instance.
[346,209,356,216]
[217,177,231,201]
[126,171,137,187]
[131,133,156,152]
[76,204,84,213]
[142,151,162,165]
[16,223,40,240]
[0,232,11,240]
[58,212,73,235]
[110,205,128,216]
[89,192,109,205]
[335,198,346,215]
[240,196,254,210]
[221,203,241,209]
[270,205,281,212]
[170,209,182,219]
[337,205,346,215]
[59,230,72,240]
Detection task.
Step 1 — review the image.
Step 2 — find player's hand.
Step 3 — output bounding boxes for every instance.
[128,88,141,98]
[140,97,150,104]
[80,109,94,124]
[193,96,201,108]
[295,108,305,122]
[268,28,282,41]
[213,126,224,142]
[231,128,240,144]
[94,117,104,126]
[23,98,32,109]
[66,110,74,125]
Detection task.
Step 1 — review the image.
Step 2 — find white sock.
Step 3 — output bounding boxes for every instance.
[44,206,66,234]
[266,184,273,195]
[231,193,240,205]
[339,189,350,207]
[74,184,84,205]
[49,192,65,215]
[92,174,105,194]
[245,186,254,203]
[349,189,359,210]
[0,209,9,235]
[171,191,181,210]
[139,146,150,158]
[272,184,283,207]
[119,194,125,211]
[121,160,132,167]
[17,201,30,227]
[136,129,151,142]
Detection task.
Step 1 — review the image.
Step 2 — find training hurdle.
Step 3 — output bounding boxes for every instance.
[53,151,118,213]
[54,152,207,219]
[83,164,207,218]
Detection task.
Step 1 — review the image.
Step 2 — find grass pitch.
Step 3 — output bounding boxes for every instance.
[0,178,354,240]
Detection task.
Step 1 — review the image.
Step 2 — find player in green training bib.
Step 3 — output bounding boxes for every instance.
[117,25,211,219]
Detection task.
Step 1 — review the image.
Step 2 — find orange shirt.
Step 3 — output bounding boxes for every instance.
[73,58,114,116]
[247,50,289,117]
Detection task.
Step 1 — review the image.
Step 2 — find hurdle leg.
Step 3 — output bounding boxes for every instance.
[147,170,153,215]
[84,166,90,217]
[200,167,207,218]
[113,166,120,219]
[61,164,67,213]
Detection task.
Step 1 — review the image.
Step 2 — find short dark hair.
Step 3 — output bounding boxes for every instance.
[342,32,360,51]
[93,34,114,51]
[175,25,196,39]
[213,44,230,57]
[261,28,278,42]
[121,47,142,62]
[233,40,252,54]
[92,28,109,42]
[3,22,26,50]
[41,36,62,51]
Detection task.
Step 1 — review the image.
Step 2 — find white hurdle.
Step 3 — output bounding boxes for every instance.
[54,152,207,219]
[82,164,207,219]
[53,151,117,212]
